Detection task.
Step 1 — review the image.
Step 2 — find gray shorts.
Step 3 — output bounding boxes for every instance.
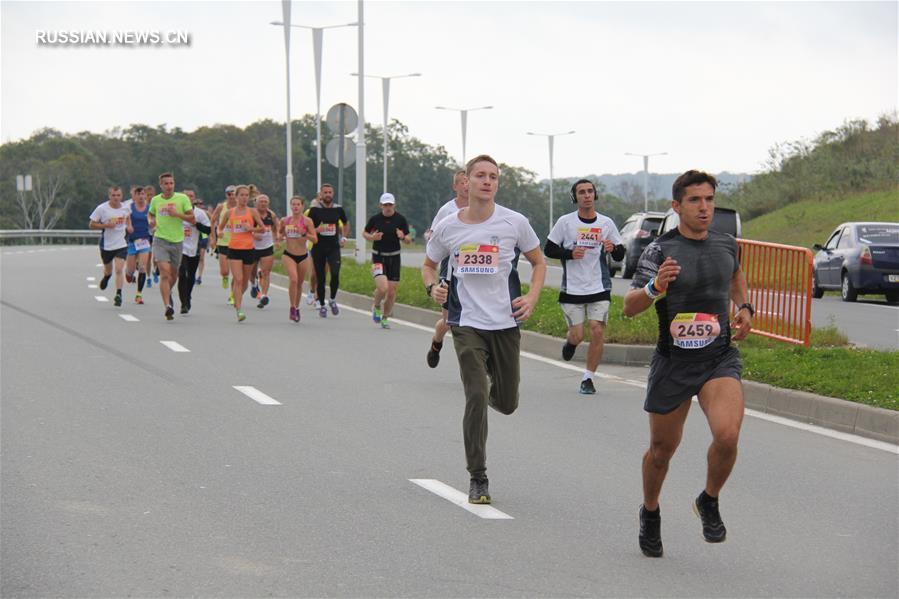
[152,237,183,270]
[644,346,742,414]
[561,300,610,327]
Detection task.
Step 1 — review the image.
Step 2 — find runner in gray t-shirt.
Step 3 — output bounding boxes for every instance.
[624,170,755,558]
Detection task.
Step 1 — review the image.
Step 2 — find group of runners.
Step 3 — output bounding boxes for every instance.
[89,157,754,558]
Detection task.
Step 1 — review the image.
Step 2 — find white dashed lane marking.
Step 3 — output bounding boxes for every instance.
[94,296,108,302]
[119,314,139,322]
[233,386,281,406]
[159,340,190,353]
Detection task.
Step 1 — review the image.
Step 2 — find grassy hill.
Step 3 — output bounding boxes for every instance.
[742,189,899,248]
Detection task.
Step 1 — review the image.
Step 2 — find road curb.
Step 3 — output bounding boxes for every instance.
[275,273,898,446]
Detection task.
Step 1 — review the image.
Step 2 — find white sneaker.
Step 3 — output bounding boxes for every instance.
[306,291,315,305]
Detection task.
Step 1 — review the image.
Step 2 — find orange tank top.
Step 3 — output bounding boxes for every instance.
[228,209,255,250]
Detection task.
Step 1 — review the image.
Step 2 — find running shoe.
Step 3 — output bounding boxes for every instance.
[153,270,159,284]
[329,299,339,316]
[196,276,202,285]
[289,307,298,322]
[318,303,327,318]
[562,341,577,361]
[693,492,727,543]
[99,274,111,290]
[146,276,153,289]
[227,293,234,306]
[113,294,122,307]
[165,305,175,321]
[295,307,301,323]
[221,276,229,289]
[250,283,259,299]
[468,478,491,504]
[135,293,143,305]
[257,296,269,309]
[426,341,443,368]
[639,505,663,557]
[180,304,189,315]
[372,307,382,323]
[306,291,315,305]
[125,272,135,284]
[381,317,390,329]
[236,309,246,322]
[579,378,596,395]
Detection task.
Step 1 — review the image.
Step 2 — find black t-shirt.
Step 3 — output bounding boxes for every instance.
[365,211,410,254]
[307,205,348,249]
[631,229,739,361]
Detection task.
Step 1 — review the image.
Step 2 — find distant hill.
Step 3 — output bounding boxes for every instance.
[545,171,752,204]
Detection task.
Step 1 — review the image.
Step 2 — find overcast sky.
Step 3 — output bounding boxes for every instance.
[2,0,896,179]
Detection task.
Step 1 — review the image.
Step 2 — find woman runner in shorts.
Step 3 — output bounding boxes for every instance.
[251,194,279,309]
[126,186,152,304]
[218,185,264,322]
[279,196,318,322]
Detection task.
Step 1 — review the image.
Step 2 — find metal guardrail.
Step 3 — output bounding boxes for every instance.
[0,229,100,244]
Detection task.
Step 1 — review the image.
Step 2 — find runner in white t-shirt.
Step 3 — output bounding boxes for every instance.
[88,186,133,307]
[177,188,213,314]
[423,154,546,505]
[423,170,469,368]
[544,179,625,394]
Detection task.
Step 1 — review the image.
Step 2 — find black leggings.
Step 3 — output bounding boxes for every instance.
[178,253,201,308]
[312,246,341,301]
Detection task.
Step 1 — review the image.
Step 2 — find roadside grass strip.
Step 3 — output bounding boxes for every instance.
[233,385,281,405]
[409,479,514,519]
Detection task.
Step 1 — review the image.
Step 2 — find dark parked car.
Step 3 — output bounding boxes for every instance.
[812,222,899,303]
[657,206,742,238]
[611,211,665,278]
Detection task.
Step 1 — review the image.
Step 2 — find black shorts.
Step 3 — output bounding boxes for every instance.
[644,346,742,414]
[255,246,274,259]
[283,250,308,264]
[228,248,256,265]
[215,245,229,258]
[372,254,401,282]
[199,237,209,249]
[100,247,127,264]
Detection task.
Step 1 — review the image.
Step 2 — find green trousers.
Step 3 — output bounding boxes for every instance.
[451,326,521,479]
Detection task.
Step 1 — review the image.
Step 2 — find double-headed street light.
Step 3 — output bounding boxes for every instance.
[270,11,357,204]
[352,72,421,193]
[434,105,493,166]
[527,130,575,234]
[624,151,668,212]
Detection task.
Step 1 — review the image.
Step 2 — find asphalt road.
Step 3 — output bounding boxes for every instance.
[2,246,897,598]
[403,251,899,350]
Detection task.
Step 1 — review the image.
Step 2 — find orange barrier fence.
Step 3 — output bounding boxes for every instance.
[737,239,813,347]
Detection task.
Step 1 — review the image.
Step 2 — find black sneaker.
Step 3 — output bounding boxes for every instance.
[165,305,175,321]
[639,505,663,557]
[468,478,491,504]
[426,341,443,368]
[113,294,122,307]
[257,296,269,309]
[562,341,577,361]
[99,274,111,290]
[579,378,596,395]
[180,305,189,315]
[693,492,727,543]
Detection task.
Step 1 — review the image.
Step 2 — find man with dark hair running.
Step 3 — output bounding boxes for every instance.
[624,169,753,558]
[307,183,349,317]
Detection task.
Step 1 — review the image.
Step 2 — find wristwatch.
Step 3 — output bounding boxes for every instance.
[738,303,755,317]
[425,283,437,297]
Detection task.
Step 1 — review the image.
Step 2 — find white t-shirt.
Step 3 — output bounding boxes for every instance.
[89,201,130,250]
[547,211,622,296]
[426,203,540,330]
[181,207,211,257]
[429,197,464,232]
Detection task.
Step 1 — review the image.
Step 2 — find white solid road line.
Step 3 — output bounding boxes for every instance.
[233,385,282,406]
[267,283,898,453]
[409,479,514,519]
[94,296,108,302]
[159,340,190,353]
[119,314,140,322]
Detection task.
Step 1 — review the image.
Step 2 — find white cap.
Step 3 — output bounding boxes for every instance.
[379,192,396,205]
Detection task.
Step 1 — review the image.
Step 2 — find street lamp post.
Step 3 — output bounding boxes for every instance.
[527,130,575,234]
[434,105,493,166]
[355,0,366,265]
[269,17,357,196]
[351,72,421,193]
[624,151,668,212]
